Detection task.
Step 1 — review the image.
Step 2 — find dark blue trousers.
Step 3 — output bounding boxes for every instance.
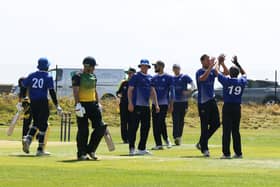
[119,102,130,142]
[222,103,242,156]
[152,105,168,146]
[128,106,150,150]
[28,100,49,150]
[172,102,188,139]
[198,99,220,152]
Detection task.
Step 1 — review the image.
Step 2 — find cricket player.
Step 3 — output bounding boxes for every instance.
[195,54,228,157]
[151,61,173,150]
[17,78,49,152]
[116,67,136,144]
[21,58,62,156]
[172,64,195,146]
[72,57,107,160]
[214,56,247,159]
[127,59,160,156]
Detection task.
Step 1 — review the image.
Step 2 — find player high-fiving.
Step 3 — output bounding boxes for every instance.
[215,55,247,159]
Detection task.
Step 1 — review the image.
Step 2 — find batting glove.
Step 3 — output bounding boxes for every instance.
[56,105,63,115]
[75,103,86,117]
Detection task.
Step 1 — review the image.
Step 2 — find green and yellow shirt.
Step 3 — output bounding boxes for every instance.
[72,72,97,102]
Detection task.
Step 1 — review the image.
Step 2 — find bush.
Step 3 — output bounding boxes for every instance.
[1,95,280,129]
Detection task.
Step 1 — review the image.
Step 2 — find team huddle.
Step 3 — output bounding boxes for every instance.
[15,54,247,160]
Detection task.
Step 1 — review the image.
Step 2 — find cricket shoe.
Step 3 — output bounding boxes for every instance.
[88,152,98,160]
[232,154,243,159]
[36,150,51,156]
[165,138,172,149]
[129,148,136,156]
[202,150,210,157]
[174,137,182,146]
[22,136,31,154]
[151,145,164,150]
[77,155,90,161]
[220,155,231,159]
[136,149,152,156]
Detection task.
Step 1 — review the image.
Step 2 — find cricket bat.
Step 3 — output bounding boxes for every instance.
[104,126,115,152]
[6,111,21,136]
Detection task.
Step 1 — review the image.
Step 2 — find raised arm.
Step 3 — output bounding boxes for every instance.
[218,54,229,75]
[232,56,246,75]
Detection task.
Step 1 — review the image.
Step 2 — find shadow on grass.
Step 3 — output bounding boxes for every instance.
[9,154,38,158]
[58,159,101,163]
[181,155,207,159]
[119,154,153,157]
[119,154,133,157]
[181,156,223,160]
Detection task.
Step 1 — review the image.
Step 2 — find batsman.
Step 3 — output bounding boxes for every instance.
[72,57,107,161]
[21,58,62,156]
[15,78,50,152]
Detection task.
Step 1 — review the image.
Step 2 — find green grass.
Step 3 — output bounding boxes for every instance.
[0,126,280,187]
[1,96,280,186]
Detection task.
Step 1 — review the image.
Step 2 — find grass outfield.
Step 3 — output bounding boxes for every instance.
[0,126,280,187]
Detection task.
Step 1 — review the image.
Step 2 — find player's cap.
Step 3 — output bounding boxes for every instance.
[152,61,165,68]
[138,59,151,68]
[83,56,97,67]
[125,67,136,74]
[37,58,50,71]
[172,64,181,69]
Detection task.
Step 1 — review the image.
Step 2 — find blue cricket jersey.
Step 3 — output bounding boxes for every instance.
[196,68,216,104]
[22,71,54,101]
[218,73,247,104]
[173,74,193,102]
[151,73,174,105]
[128,72,153,107]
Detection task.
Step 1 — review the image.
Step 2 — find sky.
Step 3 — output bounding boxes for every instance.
[0,0,280,85]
